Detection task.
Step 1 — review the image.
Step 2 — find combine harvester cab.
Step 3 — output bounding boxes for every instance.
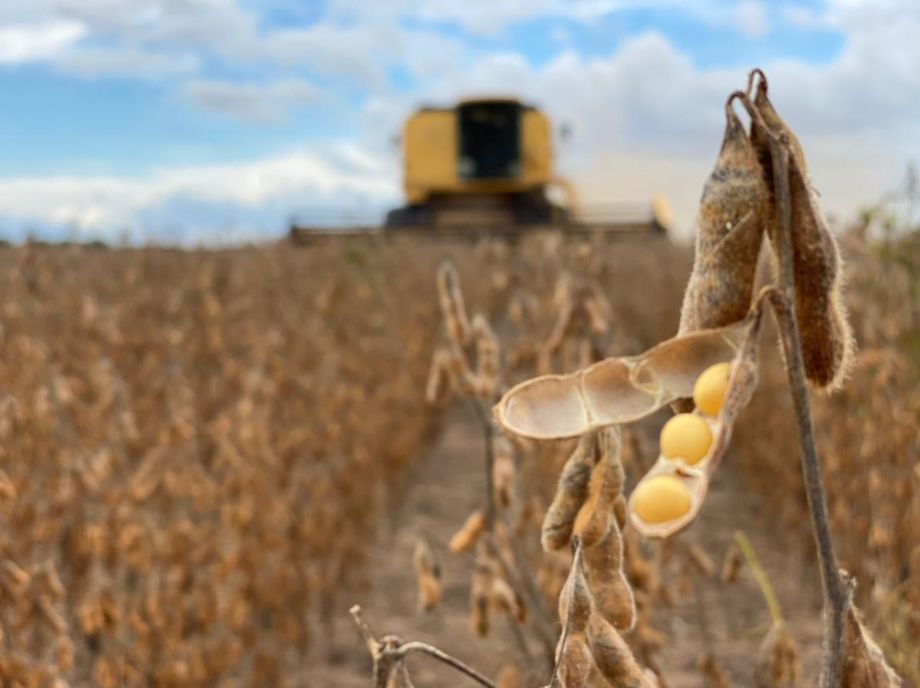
[291,97,669,241]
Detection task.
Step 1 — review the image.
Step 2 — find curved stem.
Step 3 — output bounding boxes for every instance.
[468,399,496,531]
[548,538,583,688]
[765,134,847,688]
[391,642,497,688]
[351,605,497,688]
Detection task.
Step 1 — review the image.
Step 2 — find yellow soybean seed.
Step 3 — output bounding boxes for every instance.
[660,414,712,465]
[632,476,692,524]
[693,362,731,416]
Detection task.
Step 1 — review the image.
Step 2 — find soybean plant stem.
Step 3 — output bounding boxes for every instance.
[765,129,847,688]
[547,538,583,688]
[469,399,496,532]
[350,605,497,688]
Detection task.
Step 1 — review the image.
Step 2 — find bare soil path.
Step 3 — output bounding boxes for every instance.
[312,405,826,687]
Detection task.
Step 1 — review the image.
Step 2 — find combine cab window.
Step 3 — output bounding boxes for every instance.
[458,102,521,180]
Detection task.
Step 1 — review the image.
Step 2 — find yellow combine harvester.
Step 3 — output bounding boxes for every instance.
[291,97,669,240]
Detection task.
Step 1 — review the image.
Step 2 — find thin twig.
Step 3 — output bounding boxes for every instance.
[499,513,559,652]
[733,531,784,627]
[504,614,535,665]
[485,533,559,656]
[468,399,497,531]
[351,605,497,688]
[350,605,379,653]
[391,642,497,688]
[548,538,583,688]
[759,111,848,687]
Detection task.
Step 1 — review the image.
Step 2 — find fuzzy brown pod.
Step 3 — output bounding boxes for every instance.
[470,557,494,637]
[559,634,595,688]
[425,348,452,405]
[841,607,903,687]
[628,303,764,538]
[492,434,516,510]
[436,261,472,348]
[449,510,486,554]
[583,520,636,632]
[678,93,767,339]
[587,612,655,688]
[412,537,442,612]
[573,429,625,548]
[746,72,854,390]
[495,320,749,441]
[491,576,527,624]
[496,663,521,688]
[558,553,592,634]
[542,433,598,551]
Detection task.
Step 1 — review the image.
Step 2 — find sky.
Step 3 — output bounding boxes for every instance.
[0,0,918,244]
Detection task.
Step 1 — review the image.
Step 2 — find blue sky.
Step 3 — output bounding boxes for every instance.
[0,0,917,243]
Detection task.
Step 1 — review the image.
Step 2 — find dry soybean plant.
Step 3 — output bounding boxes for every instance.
[0,240,448,686]
[354,70,905,687]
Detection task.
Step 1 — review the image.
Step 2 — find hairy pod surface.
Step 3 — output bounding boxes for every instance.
[573,430,625,547]
[841,607,903,687]
[584,523,636,631]
[541,433,598,551]
[678,97,767,338]
[587,613,654,688]
[559,634,595,688]
[748,75,854,390]
[559,556,593,634]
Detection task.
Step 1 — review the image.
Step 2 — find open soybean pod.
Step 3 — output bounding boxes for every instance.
[628,300,765,538]
[746,70,854,391]
[494,316,750,441]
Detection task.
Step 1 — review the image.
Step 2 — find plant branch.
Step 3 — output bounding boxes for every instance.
[485,533,559,658]
[547,538,583,688]
[498,513,559,654]
[760,119,848,688]
[389,642,497,687]
[351,605,496,688]
[469,399,497,531]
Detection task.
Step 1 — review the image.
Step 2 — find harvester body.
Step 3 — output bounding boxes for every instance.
[290,97,667,240]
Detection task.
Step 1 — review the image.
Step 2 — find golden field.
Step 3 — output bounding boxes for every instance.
[0,230,915,687]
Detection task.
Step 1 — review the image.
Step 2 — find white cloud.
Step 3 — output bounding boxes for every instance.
[1,0,919,242]
[0,145,398,242]
[0,20,87,63]
[381,23,920,237]
[184,79,319,122]
[59,46,199,78]
[734,1,770,38]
